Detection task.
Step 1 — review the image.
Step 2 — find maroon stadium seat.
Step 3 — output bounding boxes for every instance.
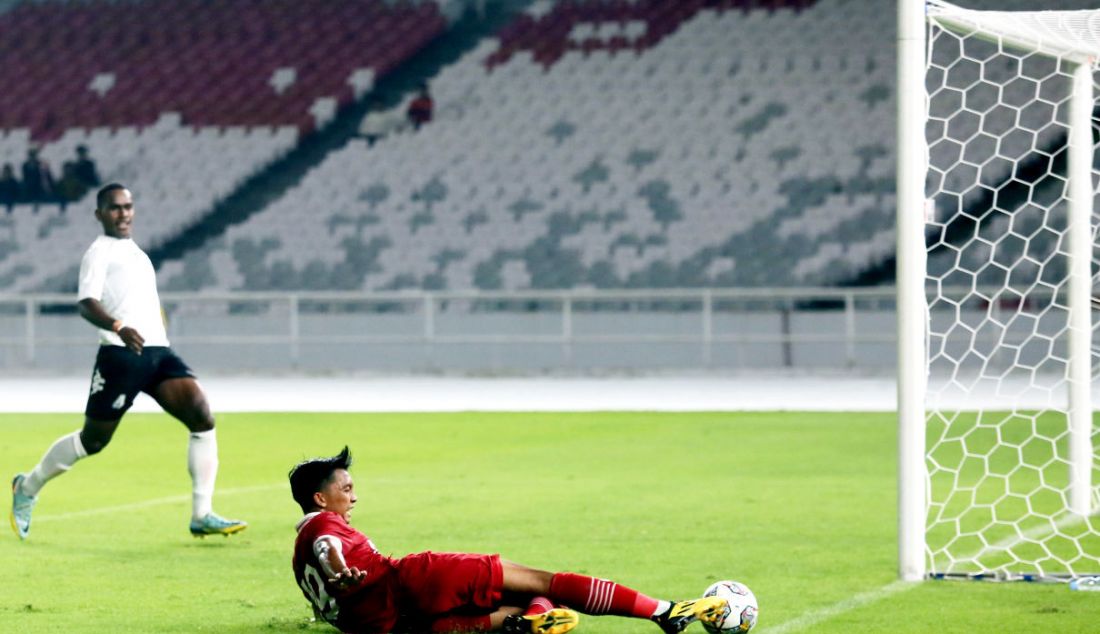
[0,0,448,141]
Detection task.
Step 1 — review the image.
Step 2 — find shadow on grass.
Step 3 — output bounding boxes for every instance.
[218,616,332,632]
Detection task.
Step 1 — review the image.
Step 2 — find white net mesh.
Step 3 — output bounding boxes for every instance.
[924,1,1100,579]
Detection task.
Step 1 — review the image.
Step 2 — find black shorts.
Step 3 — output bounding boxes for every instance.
[85,346,196,420]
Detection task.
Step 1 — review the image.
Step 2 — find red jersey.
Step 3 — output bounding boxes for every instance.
[293,511,401,633]
[293,512,504,633]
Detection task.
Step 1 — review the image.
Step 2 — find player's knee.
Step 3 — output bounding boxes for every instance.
[500,560,555,593]
[80,433,111,455]
[188,414,215,433]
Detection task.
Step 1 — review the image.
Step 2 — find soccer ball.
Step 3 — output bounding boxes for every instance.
[701,580,758,633]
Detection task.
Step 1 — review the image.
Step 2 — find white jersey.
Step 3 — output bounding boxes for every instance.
[77,235,169,347]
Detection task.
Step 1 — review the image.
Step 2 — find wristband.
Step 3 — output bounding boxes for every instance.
[111,320,123,333]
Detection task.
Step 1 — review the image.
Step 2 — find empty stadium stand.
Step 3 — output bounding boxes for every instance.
[0,0,448,291]
[2,0,1094,294]
[158,0,898,292]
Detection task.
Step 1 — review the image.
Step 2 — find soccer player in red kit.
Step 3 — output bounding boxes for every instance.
[290,447,729,634]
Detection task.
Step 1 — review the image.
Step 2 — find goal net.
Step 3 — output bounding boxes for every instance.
[903,0,1100,581]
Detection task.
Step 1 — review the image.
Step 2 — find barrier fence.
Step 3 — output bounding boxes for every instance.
[0,286,1013,373]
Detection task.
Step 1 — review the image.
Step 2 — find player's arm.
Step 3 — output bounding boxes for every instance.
[314,535,367,591]
[77,297,144,354]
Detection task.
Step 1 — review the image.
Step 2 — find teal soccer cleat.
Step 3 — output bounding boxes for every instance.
[10,474,37,540]
[189,512,247,538]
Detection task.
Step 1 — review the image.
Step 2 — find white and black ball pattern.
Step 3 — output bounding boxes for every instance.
[701,580,758,633]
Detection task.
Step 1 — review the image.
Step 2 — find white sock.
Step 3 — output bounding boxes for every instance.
[188,429,219,521]
[22,430,88,497]
[652,601,672,618]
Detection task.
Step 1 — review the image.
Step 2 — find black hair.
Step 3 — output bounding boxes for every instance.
[96,183,128,210]
[288,446,353,513]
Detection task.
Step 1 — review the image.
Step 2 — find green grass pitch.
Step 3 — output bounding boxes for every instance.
[1,411,1097,632]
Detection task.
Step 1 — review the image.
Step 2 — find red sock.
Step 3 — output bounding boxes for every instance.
[525,596,555,616]
[548,572,659,619]
[429,614,492,632]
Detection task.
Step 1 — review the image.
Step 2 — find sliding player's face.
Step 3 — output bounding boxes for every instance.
[316,468,357,520]
[96,188,134,239]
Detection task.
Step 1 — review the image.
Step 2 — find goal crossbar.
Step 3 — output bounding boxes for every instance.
[928,0,1100,63]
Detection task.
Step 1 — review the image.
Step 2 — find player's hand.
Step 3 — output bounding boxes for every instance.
[329,566,366,589]
[118,326,145,355]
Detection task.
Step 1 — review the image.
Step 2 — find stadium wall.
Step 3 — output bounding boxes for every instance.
[0,287,1057,375]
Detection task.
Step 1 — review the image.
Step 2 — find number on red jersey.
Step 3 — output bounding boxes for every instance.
[299,564,339,623]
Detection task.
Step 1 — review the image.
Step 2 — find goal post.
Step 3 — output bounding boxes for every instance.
[897,0,929,583]
[1066,57,1094,519]
[898,0,1100,582]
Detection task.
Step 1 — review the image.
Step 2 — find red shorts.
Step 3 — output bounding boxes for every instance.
[395,551,504,618]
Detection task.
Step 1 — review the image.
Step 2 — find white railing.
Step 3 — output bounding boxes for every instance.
[0,287,903,372]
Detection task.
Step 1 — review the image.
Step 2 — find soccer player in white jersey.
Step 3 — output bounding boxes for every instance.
[9,183,247,540]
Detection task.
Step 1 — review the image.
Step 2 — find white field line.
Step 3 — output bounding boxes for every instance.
[34,483,286,523]
[758,511,1093,633]
[756,580,916,634]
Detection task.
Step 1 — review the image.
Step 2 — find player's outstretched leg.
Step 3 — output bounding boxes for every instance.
[652,597,729,634]
[501,608,580,634]
[189,511,248,538]
[10,474,37,540]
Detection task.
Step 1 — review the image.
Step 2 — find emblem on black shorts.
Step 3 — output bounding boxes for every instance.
[90,369,105,395]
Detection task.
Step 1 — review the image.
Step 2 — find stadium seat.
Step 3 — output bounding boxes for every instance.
[142,0,1092,293]
[0,0,448,291]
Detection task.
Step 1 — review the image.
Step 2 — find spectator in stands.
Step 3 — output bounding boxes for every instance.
[57,161,87,212]
[21,147,56,205]
[0,164,19,213]
[406,84,434,131]
[359,97,391,147]
[73,145,101,190]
